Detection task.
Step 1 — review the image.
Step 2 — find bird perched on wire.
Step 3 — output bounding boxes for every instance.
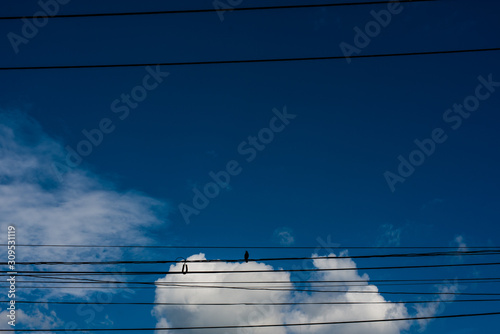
[244,250,249,263]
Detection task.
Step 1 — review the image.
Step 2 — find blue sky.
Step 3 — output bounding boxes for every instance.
[0,0,500,333]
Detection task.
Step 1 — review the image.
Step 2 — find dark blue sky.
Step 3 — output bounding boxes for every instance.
[1,0,500,333]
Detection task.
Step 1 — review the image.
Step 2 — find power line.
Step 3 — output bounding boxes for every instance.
[0,0,435,20]
[11,250,500,266]
[12,274,500,288]
[11,274,500,286]
[12,276,500,285]
[9,280,500,288]
[1,47,499,71]
[4,261,500,275]
[6,274,500,296]
[3,299,500,306]
[7,284,500,295]
[3,311,500,332]
[3,243,499,249]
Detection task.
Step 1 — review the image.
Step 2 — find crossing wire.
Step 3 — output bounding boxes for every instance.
[5,274,500,296]
[2,311,500,332]
[10,274,500,287]
[2,299,500,306]
[9,276,500,284]
[3,261,500,275]
[7,279,500,287]
[6,285,500,296]
[8,250,500,266]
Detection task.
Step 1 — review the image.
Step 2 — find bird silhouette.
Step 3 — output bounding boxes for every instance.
[244,251,249,263]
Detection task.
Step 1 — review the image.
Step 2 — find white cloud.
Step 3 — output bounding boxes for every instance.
[284,253,409,334]
[153,252,411,334]
[0,111,170,320]
[0,305,62,334]
[411,235,467,331]
[153,253,290,334]
[0,112,169,264]
[414,283,459,331]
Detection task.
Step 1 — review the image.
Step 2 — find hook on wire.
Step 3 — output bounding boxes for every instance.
[176,257,188,275]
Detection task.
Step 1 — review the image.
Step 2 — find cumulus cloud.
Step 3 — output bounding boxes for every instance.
[153,253,291,334]
[285,253,409,334]
[153,252,411,333]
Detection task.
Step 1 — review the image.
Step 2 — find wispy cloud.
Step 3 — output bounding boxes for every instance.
[0,111,169,260]
[0,110,170,324]
[421,198,444,211]
[414,283,460,331]
[0,305,63,334]
[273,227,295,246]
[377,224,403,247]
[453,235,468,251]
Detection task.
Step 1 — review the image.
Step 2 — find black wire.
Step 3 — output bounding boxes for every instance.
[3,311,500,332]
[11,276,500,285]
[3,243,498,249]
[0,244,500,250]
[7,285,500,295]
[10,250,500,266]
[9,280,500,288]
[11,274,500,285]
[12,274,500,288]
[5,274,500,295]
[2,299,500,306]
[0,0,436,20]
[1,48,499,71]
[3,261,500,275]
